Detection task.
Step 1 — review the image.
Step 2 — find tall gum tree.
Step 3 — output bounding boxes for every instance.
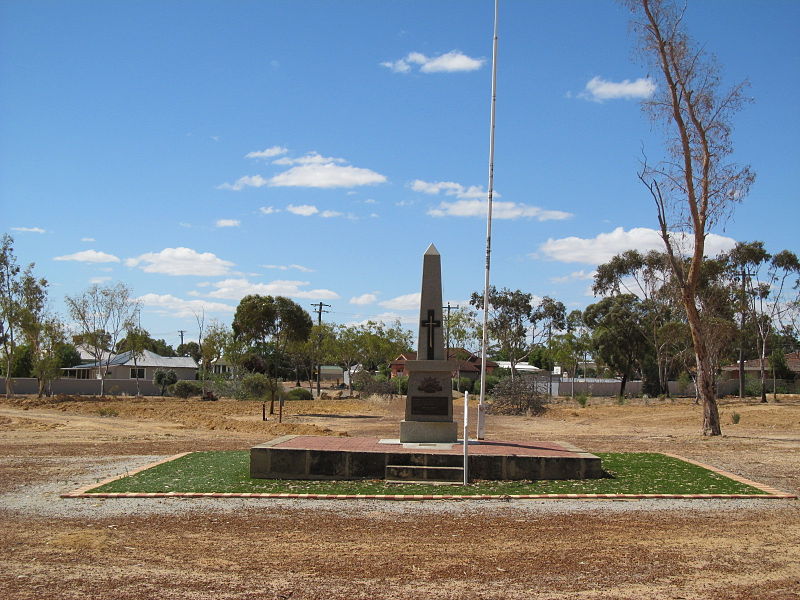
[625,0,755,435]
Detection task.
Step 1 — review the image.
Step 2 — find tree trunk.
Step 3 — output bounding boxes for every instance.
[37,377,45,399]
[619,372,627,397]
[685,301,721,435]
[759,338,768,403]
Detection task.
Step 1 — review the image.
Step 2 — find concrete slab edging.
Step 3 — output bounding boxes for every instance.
[60,451,798,501]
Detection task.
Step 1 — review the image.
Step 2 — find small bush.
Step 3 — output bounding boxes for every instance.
[153,368,178,396]
[488,376,547,416]
[617,395,626,405]
[241,373,273,400]
[393,375,408,395]
[731,412,741,425]
[353,371,394,397]
[173,380,203,399]
[576,393,588,408]
[452,377,473,392]
[473,375,500,395]
[286,387,313,401]
[96,407,118,417]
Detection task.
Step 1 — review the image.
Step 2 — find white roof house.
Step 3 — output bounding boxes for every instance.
[63,349,198,381]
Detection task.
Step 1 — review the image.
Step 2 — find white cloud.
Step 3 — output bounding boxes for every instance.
[205,278,339,301]
[428,199,572,221]
[263,264,314,273]
[550,270,597,284]
[80,237,96,242]
[245,146,287,159]
[581,76,655,102]
[350,293,378,305]
[11,226,46,234]
[259,206,279,215]
[286,204,319,217]
[125,247,234,276]
[320,210,342,218]
[137,293,235,318]
[537,227,737,265]
[382,50,485,74]
[89,276,112,284]
[217,175,269,191]
[272,152,346,166]
[379,292,420,311]
[270,163,386,188]
[215,219,241,228]
[219,152,386,190]
[54,250,121,263]
[410,179,492,199]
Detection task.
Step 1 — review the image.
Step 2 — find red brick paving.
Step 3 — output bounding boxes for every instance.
[272,435,582,457]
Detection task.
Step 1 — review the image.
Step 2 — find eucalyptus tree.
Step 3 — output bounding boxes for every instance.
[624,0,756,434]
[65,283,139,395]
[470,287,533,379]
[726,241,800,401]
[584,295,652,397]
[593,249,677,394]
[1,235,59,397]
[232,295,313,410]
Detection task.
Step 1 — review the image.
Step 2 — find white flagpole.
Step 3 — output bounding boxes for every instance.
[463,391,469,485]
[478,0,499,441]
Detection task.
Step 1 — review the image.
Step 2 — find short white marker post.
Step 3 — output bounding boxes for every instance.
[463,391,469,485]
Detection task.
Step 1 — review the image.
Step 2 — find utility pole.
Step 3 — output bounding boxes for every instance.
[178,330,186,346]
[310,302,331,396]
[442,302,460,357]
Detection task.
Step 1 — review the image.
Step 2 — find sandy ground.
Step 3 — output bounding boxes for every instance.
[1,390,799,599]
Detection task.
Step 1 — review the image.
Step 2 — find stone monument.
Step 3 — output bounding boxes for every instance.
[399,244,458,443]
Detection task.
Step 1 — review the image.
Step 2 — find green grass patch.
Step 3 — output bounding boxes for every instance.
[87,451,767,496]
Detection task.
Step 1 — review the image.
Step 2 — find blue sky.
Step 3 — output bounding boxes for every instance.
[2,0,798,347]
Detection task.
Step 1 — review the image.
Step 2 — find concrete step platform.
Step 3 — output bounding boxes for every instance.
[385,464,464,482]
[250,435,602,481]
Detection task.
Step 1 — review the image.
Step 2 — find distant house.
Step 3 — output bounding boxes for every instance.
[494,361,544,374]
[63,349,198,381]
[721,352,800,379]
[318,365,345,385]
[389,348,498,381]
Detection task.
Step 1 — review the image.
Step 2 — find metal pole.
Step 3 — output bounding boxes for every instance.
[478,0,499,441]
[463,391,469,485]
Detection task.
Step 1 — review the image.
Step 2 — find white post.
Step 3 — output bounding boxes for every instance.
[477,394,486,440]
[463,391,469,485]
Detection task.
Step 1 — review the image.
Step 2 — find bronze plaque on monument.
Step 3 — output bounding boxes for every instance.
[410,396,450,416]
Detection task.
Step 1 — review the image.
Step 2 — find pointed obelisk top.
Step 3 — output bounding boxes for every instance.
[417,244,444,361]
[424,243,439,256]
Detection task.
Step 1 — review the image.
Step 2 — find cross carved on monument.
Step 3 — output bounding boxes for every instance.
[420,309,441,360]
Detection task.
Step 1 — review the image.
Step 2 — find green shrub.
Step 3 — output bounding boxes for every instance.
[241,373,272,400]
[153,368,178,396]
[474,375,500,394]
[96,407,118,417]
[731,412,741,425]
[453,377,473,392]
[393,375,408,395]
[576,393,588,408]
[173,380,203,399]
[286,387,313,401]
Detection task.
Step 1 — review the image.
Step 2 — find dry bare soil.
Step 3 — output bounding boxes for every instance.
[1,390,798,599]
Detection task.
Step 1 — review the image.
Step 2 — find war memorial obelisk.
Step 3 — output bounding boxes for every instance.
[399,244,458,443]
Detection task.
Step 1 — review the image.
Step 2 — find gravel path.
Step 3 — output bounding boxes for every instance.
[2,453,793,520]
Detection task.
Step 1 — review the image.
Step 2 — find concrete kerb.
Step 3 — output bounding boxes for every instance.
[60,451,798,501]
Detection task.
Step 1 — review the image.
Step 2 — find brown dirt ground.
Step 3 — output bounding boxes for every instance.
[1,389,799,599]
